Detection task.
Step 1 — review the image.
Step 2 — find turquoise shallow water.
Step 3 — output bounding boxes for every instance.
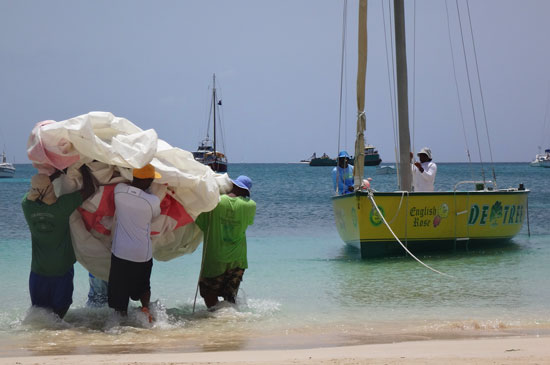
[0,163,549,356]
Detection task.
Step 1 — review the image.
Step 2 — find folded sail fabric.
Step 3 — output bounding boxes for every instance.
[27,111,232,280]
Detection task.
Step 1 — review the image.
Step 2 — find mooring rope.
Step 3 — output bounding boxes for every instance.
[367,190,454,278]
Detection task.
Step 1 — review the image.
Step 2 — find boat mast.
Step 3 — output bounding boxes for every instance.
[353,0,368,190]
[394,0,412,191]
[212,73,217,167]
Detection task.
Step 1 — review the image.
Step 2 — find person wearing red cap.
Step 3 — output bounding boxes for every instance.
[108,164,161,321]
[195,175,256,309]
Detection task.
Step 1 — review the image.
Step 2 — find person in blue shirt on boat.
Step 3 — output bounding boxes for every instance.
[332,151,354,195]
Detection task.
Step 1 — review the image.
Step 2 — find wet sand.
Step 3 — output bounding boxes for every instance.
[1,336,550,364]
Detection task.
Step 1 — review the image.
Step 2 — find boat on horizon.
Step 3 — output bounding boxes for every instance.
[300,152,317,164]
[0,150,15,178]
[331,0,528,258]
[530,148,550,167]
[308,145,382,167]
[192,74,228,173]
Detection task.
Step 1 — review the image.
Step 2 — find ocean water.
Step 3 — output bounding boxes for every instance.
[0,162,549,356]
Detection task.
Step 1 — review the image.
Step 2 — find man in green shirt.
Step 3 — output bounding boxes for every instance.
[21,165,95,318]
[195,175,256,309]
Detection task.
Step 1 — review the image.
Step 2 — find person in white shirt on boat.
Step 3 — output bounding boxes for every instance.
[332,151,354,195]
[411,147,437,192]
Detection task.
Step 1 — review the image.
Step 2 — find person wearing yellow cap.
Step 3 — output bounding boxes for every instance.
[107,163,161,322]
[21,165,96,318]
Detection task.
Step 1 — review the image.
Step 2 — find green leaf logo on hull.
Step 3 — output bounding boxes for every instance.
[369,206,385,226]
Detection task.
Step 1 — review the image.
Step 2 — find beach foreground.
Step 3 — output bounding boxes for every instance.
[2,336,550,365]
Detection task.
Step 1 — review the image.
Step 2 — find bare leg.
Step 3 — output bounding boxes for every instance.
[140,290,151,309]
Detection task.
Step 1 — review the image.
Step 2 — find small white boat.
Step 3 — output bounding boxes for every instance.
[0,151,15,178]
[375,165,395,175]
[530,149,550,167]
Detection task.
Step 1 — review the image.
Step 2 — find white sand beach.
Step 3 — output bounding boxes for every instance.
[2,336,550,365]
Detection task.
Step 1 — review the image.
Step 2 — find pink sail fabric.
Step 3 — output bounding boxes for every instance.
[27,120,81,175]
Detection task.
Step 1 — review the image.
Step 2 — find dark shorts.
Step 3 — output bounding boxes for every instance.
[29,267,74,314]
[108,254,153,312]
[199,267,245,302]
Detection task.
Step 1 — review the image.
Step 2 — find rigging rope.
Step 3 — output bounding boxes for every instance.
[455,0,487,185]
[381,0,400,183]
[444,0,474,181]
[412,0,417,156]
[465,0,497,187]
[367,190,454,278]
[335,0,348,195]
[216,81,228,157]
[337,0,348,160]
[540,82,550,149]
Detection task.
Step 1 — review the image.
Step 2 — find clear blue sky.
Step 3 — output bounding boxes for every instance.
[1,0,548,163]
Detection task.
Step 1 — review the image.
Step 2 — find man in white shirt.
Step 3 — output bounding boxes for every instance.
[411,147,437,192]
[108,164,161,321]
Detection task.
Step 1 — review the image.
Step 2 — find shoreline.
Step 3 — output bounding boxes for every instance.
[2,335,550,364]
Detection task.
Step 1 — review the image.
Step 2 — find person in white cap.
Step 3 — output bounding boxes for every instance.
[411,147,437,192]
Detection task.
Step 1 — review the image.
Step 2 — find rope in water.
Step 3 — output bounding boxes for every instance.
[367,190,454,278]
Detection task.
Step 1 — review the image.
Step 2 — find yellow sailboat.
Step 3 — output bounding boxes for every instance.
[332,0,529,258]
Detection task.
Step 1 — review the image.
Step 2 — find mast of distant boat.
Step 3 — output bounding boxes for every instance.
[212,73,218,168]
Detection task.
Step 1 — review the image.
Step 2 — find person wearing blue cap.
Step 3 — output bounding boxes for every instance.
[332,151,354,195]
[195,175,257,309]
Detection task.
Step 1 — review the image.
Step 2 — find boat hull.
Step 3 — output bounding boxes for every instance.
[208,161,228,173]
[309,158,336,166]
[332,190,529,258]
[0,165,15,178]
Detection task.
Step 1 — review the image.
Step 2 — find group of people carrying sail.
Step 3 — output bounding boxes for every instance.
[333,147,436,194]
[22,163,256,321]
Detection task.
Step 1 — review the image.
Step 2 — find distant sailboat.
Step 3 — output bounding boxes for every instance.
[0,150,15,178]
[192,74,228,173]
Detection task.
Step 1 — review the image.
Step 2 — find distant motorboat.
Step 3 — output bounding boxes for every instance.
[0,150,15,178]
[308,145,382,167]
[309,153,336,166]
[360,144,382,166]
[530,149,550,168]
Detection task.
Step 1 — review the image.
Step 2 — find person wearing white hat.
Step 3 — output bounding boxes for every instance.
[411,147,437,192]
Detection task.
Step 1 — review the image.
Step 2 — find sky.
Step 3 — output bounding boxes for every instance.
[1,0,549,163]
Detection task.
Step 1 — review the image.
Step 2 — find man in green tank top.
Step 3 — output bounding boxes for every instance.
[195,175,256,309]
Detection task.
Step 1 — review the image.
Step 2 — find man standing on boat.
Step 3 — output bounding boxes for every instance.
[332,151,354,195]
[108,164,161,322]
[195,175,256,309]
[411,147,437,192]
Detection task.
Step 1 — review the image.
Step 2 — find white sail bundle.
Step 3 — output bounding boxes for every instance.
[27,111,232,280]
